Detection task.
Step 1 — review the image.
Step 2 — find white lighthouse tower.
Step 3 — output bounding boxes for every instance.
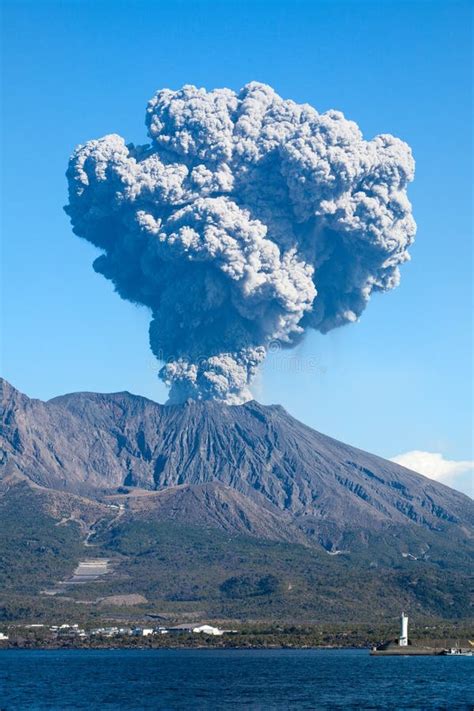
[399,612,408,646]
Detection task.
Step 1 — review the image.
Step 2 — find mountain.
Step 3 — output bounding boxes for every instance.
[1,378,471,544]
[0,378,472,622]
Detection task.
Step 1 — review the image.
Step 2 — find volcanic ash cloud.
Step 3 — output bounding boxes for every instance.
[65,82,416,404]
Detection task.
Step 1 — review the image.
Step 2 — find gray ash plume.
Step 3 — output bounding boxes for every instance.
[65,82,415,403]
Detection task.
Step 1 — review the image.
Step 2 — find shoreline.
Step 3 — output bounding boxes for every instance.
[0,645,372,653]
[0,641,451,653]
[2,620,471,653]
[0,642,358,651]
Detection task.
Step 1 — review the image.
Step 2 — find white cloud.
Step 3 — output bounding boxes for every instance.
[391,450,474,492]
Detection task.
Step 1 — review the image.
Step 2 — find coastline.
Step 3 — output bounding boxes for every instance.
[2,619,471,653]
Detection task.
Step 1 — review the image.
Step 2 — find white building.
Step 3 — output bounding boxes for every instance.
[167,623,225,636]
[193,625,224,636]
[399,612,408,646]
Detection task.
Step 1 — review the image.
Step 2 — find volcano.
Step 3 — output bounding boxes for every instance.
[1,378,472,621]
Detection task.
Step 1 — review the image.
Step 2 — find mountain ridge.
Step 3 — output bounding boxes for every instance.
[1,377,472,542]
[1,378,473,621]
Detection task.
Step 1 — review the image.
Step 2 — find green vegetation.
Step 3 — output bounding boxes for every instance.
[0,484,84,597]
[70,516,471,622]
[0,485,471,625]
[220,574,280,598]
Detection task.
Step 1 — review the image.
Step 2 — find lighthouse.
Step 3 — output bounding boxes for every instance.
[399,612,408,646]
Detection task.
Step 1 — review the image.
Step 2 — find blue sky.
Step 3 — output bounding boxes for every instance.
[1,0,472,494]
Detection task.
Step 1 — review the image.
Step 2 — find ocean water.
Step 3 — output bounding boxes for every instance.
[0,648,472,710]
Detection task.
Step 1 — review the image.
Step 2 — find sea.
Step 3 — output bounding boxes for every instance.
[0,648,472,710]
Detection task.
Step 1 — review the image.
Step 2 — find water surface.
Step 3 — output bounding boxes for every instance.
[1,648,472,710]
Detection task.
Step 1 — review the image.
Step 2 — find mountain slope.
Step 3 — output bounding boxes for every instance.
[1,378,471,537]
[1,479,472,623]
[107,482,308,544]
[1,378,473,622]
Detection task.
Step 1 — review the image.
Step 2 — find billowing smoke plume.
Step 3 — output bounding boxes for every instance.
[65,82,415,403]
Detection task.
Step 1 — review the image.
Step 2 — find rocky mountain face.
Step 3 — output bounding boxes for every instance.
[1,378,472,554]
[1,377,473,623]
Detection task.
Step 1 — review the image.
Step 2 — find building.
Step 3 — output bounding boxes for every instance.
[131,627,154,637]
[399,612,408,647]
[167,624,196,634]
[193,625,224,636]
[167,624,225,636]
[371,611,443,656]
